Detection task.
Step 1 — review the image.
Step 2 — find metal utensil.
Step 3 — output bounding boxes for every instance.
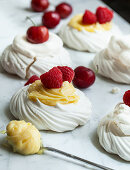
[44,147,114,170]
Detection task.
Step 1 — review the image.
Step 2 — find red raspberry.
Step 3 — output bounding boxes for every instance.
[40,67,63,89]
[57,66,74,83]
[24,75,40,86]
[123,90,130,107]
[82,10,97,24]
[96,6,113,24]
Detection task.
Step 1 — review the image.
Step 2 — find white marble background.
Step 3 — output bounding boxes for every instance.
[0,0,130,170]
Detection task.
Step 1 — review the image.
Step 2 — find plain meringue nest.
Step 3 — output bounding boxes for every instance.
[93,35,130,84]
[97,103,130,161]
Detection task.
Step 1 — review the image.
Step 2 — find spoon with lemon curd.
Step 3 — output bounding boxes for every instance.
[0,120,114,170]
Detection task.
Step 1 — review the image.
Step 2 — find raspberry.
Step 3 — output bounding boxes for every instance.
[40,67,63,89]
[24,75,40,86]
[82,10,97,24]
[96,6,113,24]
[123,90,130,107]
[57,66,74,83]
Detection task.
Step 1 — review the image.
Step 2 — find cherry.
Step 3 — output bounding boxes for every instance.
[25,75,40,86]
[42,11,60,28]
[55,2,72,19]
[31,0,49,12]
[123,90,130,107]
[26,26,49,44]
[73,66,95,89]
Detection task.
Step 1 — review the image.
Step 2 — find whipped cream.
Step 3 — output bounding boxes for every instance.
[10,86,92,132]
[93,35,130,84]
[59,24,121,53]
[1,33,72,79]
[97,104,130,161]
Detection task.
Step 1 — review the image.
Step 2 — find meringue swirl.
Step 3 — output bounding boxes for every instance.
[10,85,92,132]
[1,33,72,79]
[97,104,130,161]
[93,35,130,84]
[59,17,121,52]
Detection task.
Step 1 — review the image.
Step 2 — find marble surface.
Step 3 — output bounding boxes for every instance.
[0,0,130,170]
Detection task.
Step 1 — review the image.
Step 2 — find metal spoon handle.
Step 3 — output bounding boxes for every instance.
[44,147,114,170]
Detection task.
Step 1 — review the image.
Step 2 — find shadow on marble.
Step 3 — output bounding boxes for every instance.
[40,125,83,135]
[45,151,98,170]
[21,7,33,12]
[4,103,16,121]
[0,68,22,82]
[0,138,12,154]
[90,129,130,164]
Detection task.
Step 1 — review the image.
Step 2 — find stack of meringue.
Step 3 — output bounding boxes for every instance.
[1,32,72,79]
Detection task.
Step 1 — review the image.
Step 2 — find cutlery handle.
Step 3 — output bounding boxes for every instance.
[44,147,114,170]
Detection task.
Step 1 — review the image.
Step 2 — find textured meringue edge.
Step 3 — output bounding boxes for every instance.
[0,33,73,79]
[58,23,122,53]
[10,85,92,132]
[97,104,130,161]
[93,36,130,84]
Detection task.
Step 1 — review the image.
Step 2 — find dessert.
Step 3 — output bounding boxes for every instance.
[10,67,92,132]
[1,27,72,79]
[6,120,41,155]
[97,91,130,161]
[93,35,130,84]
[59,7,121,52]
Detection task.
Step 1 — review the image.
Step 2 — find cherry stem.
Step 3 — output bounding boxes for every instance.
[26,16,36,26]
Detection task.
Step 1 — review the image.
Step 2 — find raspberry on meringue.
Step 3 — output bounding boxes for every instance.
[59,9,121,53]
[10,77,92,132]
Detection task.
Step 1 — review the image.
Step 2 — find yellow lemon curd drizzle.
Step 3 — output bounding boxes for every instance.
[68,14,112,32]
[28,80,79,106]
[6,120,42,155]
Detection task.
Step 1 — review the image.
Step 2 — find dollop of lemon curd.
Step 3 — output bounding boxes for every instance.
[6,120,41,155]
[28,80,79,106]
[68,14,112,32]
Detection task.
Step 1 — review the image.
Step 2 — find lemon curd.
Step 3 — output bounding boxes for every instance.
[68,14,112,32]
[6,120,41,155]
[28,80,79,106]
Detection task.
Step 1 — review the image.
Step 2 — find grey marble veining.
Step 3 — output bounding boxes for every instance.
[0,0,130,170]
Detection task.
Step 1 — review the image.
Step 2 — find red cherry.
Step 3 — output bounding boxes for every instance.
[55,2,72,19]
[27,26,49,44]
[73,66,95,89]
[42,11,60,28]
[31,0,49,12]
[123,90,130,107]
